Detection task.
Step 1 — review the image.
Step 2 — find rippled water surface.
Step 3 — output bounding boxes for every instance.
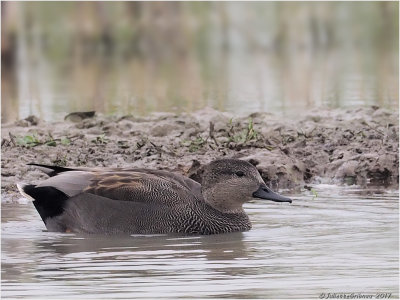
[1,185,398,299]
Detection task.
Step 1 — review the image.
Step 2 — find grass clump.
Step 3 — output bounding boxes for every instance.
[182,136,207,152]
[16,134,41,147]
[228,118,259,144]
[311,188,318,200]
[91,133,108,145]
[14,132,74,148]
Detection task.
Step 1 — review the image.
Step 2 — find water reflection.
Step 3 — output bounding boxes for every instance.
[32,232,248,261]
[1,2,398,123]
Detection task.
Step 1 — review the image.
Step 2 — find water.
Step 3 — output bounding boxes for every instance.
[2,2,398,123]
[3,50,398,124]
[2,185,398,299]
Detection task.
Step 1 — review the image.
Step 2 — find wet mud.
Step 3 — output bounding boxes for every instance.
[1,106,398,201]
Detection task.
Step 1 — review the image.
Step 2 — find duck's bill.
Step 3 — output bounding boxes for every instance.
[252,184,292,203]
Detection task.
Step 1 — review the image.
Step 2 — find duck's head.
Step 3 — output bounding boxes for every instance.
[201,159,292,213]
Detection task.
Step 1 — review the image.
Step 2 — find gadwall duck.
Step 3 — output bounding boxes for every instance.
[17,159,292,235]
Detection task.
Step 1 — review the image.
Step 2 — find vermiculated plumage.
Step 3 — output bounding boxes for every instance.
[18,159,291,235]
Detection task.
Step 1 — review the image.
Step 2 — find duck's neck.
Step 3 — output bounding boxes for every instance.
[202,189,245,214]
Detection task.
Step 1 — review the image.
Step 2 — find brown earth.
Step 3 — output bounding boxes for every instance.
[1,106,398,201]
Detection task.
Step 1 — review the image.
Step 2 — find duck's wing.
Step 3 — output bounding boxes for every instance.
[122,169,203,200]
[29,164,202,199]
[83,170,202,206]
[20,168,200,233]
[31,168,202,206]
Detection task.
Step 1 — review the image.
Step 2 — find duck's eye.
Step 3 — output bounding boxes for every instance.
[235,171,245,177]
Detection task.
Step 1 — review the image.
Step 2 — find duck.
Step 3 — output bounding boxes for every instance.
[17,159,292,235]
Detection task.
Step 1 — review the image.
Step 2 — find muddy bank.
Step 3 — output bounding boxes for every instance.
[1,106,398,201]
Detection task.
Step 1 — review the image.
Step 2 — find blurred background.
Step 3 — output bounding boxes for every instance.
[1,1,398,123]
